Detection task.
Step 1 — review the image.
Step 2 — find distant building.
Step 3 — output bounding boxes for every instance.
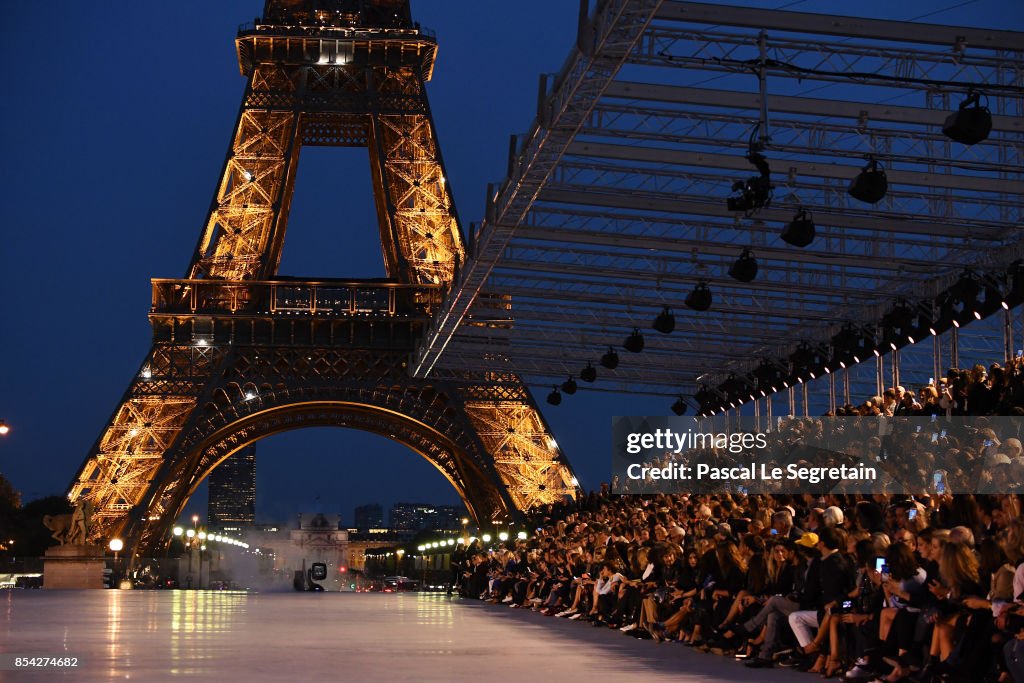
[389,503,436,535]
[208,445,256,530]
[389,502,468,535]
[354,503,384,533]
[434,505,463,530]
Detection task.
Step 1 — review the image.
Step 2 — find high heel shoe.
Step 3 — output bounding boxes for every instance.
[822,659,843,678]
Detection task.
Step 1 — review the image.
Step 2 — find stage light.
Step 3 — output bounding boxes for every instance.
[580,362,597,383]
[726,142,772,215]
[652,306,675,334]
[546,386,562,406]
[517,531,528,540]
[728,248,758,282]
[561,376,577,395]
[781,209,816,248]
[685,281,712,312]
[848,158,887,204]
[670,396,688,416]
[943,91,992,146]
[600,347,619,369]
[624,328,645,353]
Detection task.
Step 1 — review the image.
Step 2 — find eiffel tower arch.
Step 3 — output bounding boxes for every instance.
[68,0,579,558]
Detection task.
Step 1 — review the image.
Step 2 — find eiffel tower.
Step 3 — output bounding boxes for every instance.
[68,0,578,556]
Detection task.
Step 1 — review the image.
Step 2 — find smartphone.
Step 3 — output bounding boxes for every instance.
[929,377,934,385]
[842,600,853,610]
[908,509,917,520]
[874,557,887,573]
[770,528,778,536]
[931,414,937,423]
[984,439,995,447]
[916,425,922,433]
[737,486,748,495]
[940,429,947,438]
[931,433,939,444]
[933,470,946,495]
[1017,349,1023,358]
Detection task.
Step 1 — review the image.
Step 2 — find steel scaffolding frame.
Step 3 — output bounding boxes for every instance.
[414,1,1024,405]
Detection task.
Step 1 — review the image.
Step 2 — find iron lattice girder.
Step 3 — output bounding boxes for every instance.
[496,253,901,305]
[583,103,1021,173]
[521,207,977,262]
[507,227,949,275]
[634,27,1018,98]
[654,0,1024,51]
[536,184,1011,242]
[562,141,1024,197]
[191,56,465,285]
[602,81,1024,136]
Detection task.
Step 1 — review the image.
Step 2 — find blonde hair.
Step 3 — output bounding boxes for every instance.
[939,541,980,595]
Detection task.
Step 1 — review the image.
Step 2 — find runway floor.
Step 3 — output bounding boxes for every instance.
[0,590,801,681]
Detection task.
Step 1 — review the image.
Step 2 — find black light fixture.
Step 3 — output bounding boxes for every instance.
[580,362,597,383]
[728,248,758,282]
[685,281,712,311]
[600,346,619,369]
[652,306,675,334]
[781,208,816,248]
[943,91,992,146]
[726,132,773,216]
[670,396,688,416]
[546,386,562,406]
[561,375,578,395]
[623,328,645,353]
[848,157,888,204]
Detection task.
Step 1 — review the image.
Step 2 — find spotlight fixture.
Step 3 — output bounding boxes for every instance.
[623,328,645,353]
[652,306,676,334]
[546,386,562,406]
[726,132,773,216]
[580,362,597,383]
[561,375,578,395]
[685,281,712,312]
[728,248,758,282]
[943,91,992,146]
[670,396,688,416]
[600,347,619,369]
[781,208,816,248]
[848,157,887,204]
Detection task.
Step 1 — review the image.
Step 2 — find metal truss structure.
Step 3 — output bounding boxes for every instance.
[413,0,1024,409]
[68,0,578,556]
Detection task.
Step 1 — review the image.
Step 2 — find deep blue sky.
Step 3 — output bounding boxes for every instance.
[1,1,1020,525]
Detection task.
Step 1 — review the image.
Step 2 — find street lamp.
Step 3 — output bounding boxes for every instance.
[109,539,124,587]
[173,526,183,537]
[185,529,196,588]
[0,419,9,436]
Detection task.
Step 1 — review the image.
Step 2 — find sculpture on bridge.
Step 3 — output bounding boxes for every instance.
[43,501,93,546]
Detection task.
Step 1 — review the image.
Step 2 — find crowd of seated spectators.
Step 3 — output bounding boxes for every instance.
[454,360,1024,682]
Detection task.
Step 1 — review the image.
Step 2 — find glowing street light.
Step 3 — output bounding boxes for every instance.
[0,420,9,436]
[173,527,183,537]
[186,529,196,539]
[481,534,491,543]
[498,532,509,542]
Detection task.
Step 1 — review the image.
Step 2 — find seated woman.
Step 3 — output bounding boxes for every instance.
[915,541,985,682]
